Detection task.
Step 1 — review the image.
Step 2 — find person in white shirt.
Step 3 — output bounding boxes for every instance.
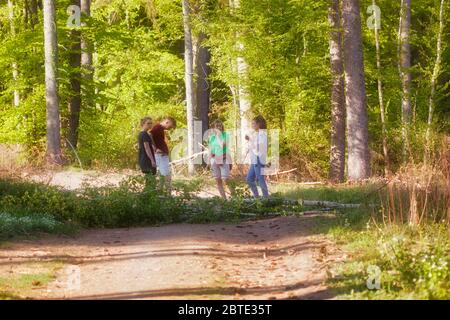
[245,115,269,198]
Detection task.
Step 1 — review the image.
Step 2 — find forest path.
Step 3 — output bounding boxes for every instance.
[1,215,337,300]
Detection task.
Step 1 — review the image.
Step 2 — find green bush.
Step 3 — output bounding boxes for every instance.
[0,211,72,240]
[0,176,188,228]
[379,229,450,299]
[326,209,450,300]
[0,177,308,239]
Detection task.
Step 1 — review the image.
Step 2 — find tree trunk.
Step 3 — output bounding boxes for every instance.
[7,0,20,107]
[342,0,371,180]
[24,0,40,28]
[398,0,412,162]
[195,31,211,138]
[230,0,251,162]
[67,0,82,150]
[328,0,346,183]
[237,48,251,137]
[43,0,63,164]
[29,0,39,28]
[81,0,93,82]
[425,0,446,164]
[373,0,390,175]
[182,0,195,175]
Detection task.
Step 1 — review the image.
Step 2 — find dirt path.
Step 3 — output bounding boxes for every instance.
[0,215,336,300]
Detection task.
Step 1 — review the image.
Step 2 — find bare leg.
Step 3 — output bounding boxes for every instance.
[216,178,227,199]
[223,178,231,198]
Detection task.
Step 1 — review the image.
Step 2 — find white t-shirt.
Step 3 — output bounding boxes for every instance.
[248,130,268,165]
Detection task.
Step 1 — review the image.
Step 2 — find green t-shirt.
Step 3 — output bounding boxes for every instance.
[208,132,229,157]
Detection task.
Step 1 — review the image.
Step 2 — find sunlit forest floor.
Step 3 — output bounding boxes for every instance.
[0,169,449,300]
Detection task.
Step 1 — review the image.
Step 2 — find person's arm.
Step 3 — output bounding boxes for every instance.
[248,133,259,156]
[208,135,215,158]
[144,142,156,167]
[149,133,157,154]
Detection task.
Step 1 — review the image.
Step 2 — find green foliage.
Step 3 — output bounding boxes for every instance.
[0,0,449,173]
[379,229,450,299]
[316,208,450,300]
[0,177,312,239]
[0,176,187,228]
[273,183,381,204]
[0,211,71,240]
[272,183,450,299]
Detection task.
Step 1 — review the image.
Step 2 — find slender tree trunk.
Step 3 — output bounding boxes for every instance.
[398,0,412,162]
[43,0,63,164]
[237,55,251,132]
[29,0,39,28]
[425,0,446,164]
[80,0,94,117]
[328,0,346,183]
[67,0,82,149]
[237,49,251,136]
[373,0,390,175]
[342,0,371,180]
[230,0,251,161]
[24,0,39,28]
[195,31,211,138]
[81,0,93,82]
[182,0,195,175]
[7,0,20,107]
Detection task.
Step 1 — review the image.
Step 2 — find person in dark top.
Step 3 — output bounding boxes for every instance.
[138,117,157,176]
[150,117,176,193]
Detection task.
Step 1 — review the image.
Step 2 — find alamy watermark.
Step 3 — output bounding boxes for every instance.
[67,5,81,28]
[169,121,280,175]
[366,265,381,290]
[66,265,81,291]
[367,5,381,30]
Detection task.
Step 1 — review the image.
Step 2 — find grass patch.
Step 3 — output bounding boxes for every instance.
[0,261,64,300]
[311,207,449,299]
[273,183,381,204]
[276,184,450,300]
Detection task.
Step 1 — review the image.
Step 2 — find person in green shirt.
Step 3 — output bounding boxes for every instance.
[208,120,232,199]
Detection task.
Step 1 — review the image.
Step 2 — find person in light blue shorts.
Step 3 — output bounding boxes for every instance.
[150,117,176,194]
[208,120,232,199]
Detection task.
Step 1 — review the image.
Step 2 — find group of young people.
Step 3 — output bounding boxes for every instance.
[138,115,270,199]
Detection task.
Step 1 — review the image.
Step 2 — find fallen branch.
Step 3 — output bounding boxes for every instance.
[299,181,325,185]
[301,200,377,208]
[242,198,299,206]
[170,151,208,166]
[266,168,298,176]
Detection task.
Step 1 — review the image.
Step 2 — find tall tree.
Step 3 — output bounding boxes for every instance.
[372,0,390,175]
[195,31,211,138]
[398,0,412,161]
[67,1,82,150]
[43,0,63,164]
[7,0,20,107]
[342,0,371,180]
[230,0,251,158]
[425,0,446,164]
[328,0,346,183]
[81,0,93,83]
[182,0,196,175]
[24,0,40,28]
